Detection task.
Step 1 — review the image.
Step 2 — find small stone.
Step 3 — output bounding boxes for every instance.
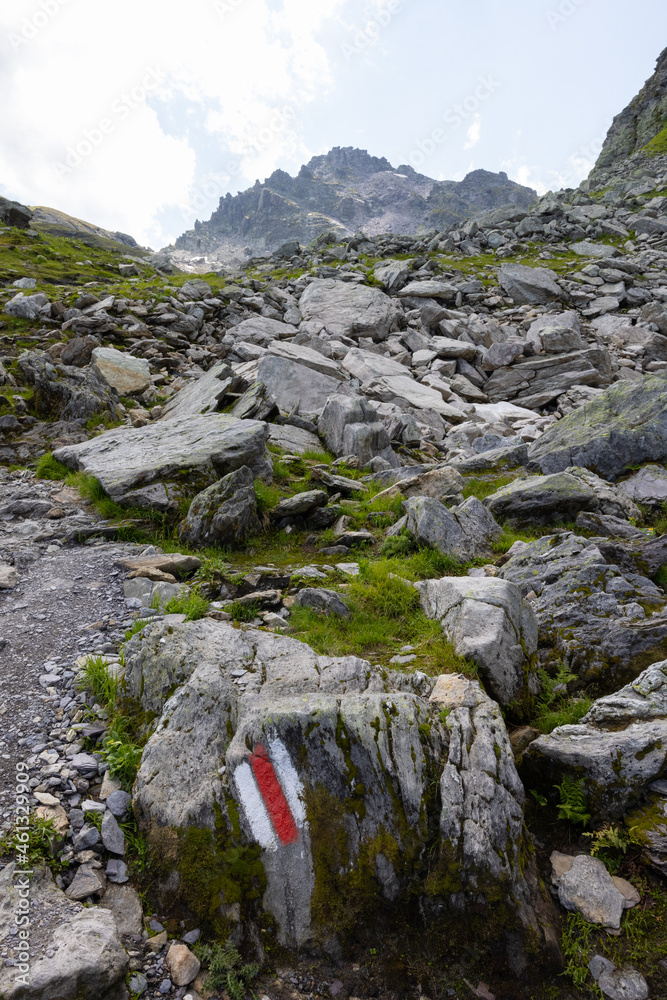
[182,929,200,945]
[589,955,616,982]
[165,943,201,986]
[611,876,641,909]
[99,771,123,800]
[598,967,649,1000]
[101,810,125,854]
[72,824,100,851]
[148,930,168,952]
[557,855,626,929]
[106,789,132,818]
[66,864,106,900]
[129,973,148,996]
[106,858,130,884]
[159,979,172,994]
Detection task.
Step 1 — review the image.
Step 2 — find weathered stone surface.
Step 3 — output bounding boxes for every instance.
[0,563,19,589]
[257,354,352,416]
[66,864,107,900]
[293,588,351,618]
[583,659,667,726]
[373,374,466,419]
[91,347,151,394]
[556,856,626,929]
[125,619,556,965]
[61,335,101,367]
[574,511,645,540]
[618,463,667,504]
[498,264,566,305]
[404,496,503,561]
[231,315,297,344]
[374,466,464,504]
[341,347,409,385]
[5,292,51,320]
[116,482,182,513]
[485,348,609,408]
[483,473,598,525]
[268,340,347,381]
[53,414,272,497]
[319,394,398,467]
[397,279,457,300]
[499,533,667,688]
[267,422,322,455]
[161,362,237,420]
[229,381,279,422]
[17,351,122,422]
[527,374,667,480]
[598,967,649,1000]
[165,943,201,986]
[101,810,126,855]
[299,279,398,340]
[179,466,260,548]
[272,490,328,518]
[0,862,128,1000]
[98,883,144,936]
[566,467,641,521]
[451,442,529,473]
[116,553,201,576]
[417,577,538,708]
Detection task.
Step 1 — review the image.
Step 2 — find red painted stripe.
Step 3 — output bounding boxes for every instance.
[249,744,299,845]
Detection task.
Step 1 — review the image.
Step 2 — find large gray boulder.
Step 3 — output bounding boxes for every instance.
[0,862,128,1000]
[16,351,121,422]
[124,620,558,970]
[499,533,667,688]
[257,354,353,416]
[404,496,503,561]
[483,472,598,525]
[527,374,667,481]
[179,465,261,548]
[416,577,538,709]
[524,661,667,821]
[299,279,399,340]
[53,414,272,497]
[5,292,51,321]
[319,394,399,468]
[618,464,667,504]
[268,341,347,381]
[498,264,566,305]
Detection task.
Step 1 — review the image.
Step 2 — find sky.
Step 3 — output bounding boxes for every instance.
[1,0,666,250]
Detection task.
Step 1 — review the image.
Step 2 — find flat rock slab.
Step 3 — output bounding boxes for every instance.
[483,472,598,524]
[257,354,353,415]
[116,552,201,575]
[618,464,667,503]
[160,362,235,420]
[53,414,271,497]
[527,374,667,481]
[498,263,566,304]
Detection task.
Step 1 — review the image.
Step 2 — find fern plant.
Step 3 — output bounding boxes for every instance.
[554,776,591,827]
[194,941,259,1000]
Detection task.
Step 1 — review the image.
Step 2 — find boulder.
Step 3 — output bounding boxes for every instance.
[319,394,399,468]
[565,467,641,521]
[229,382,279,422]
[17,351,121,422]
[257,354,353,416]
[597,967,649,1000]
[299,279,399,340]
[341,347,411,385]
[524,661,667,821]
[53,414,272,498]
[124,619,557,970]
[0,862,128,1000]
[574,511,645,540]
[272,490,328,518]
[91,347,151,395]
[499,533,667,689]
[416,577,538,709]
[498,264,566,305]
[116,482,182,513]
[293,588,352,618]
[268,423,322,455]
[483,473,599,525]
[397,280,458,300]
[61,335,101,367]
[178,466,261,548]
[98,883,144,936]
[374,467,464,504]
[618,464,667,504]
[229,316,297,344]
[4,292,51,321]
[527,374,667,481]
[268,341,347,381]
[0,194,32,228]
[404,496,503,561]
[161,362,237,420]
[116,553,201,576]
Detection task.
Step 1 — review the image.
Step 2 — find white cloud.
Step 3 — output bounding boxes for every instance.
[464,114,481,150]
[0,0,350,246]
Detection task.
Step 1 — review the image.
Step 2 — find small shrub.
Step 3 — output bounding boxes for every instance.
[123,619,150,642]
[100,721,144,789]
[380,530,416,558]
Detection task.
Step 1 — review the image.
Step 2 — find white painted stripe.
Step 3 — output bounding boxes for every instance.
[268,737,307,828]
[233,761,277,851]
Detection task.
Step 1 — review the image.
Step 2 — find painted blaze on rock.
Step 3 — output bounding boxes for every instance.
[126,619,559,971]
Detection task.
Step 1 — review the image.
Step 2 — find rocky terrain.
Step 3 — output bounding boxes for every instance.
[3,43,667,1000]
[169,147,536,270]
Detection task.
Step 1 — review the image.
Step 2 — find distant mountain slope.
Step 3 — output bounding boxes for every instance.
[29,206,144,254]
[171,147,536,261]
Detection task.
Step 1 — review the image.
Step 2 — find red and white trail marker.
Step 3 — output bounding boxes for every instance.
[234,737,306,851]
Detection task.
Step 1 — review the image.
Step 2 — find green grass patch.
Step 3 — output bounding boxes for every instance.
[35,452,70,480]
[532,662,593,734]
[155,586,210,621]
[75,655,119,713]
[643,124,667,157]
[462,473,515,501]
[289,560,476,676]
[227,599,259,622]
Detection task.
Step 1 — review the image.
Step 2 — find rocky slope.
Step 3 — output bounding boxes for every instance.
[5,51,667,1000]
[170,147,536,270]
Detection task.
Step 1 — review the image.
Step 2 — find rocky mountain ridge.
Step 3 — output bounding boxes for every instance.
[170,147,536,270]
